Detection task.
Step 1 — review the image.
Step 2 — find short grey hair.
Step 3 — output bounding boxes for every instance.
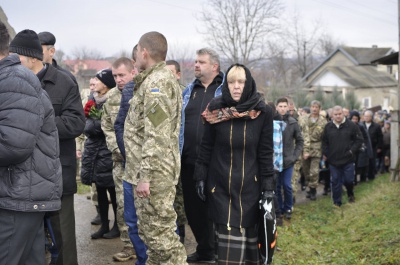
[310,100,321,109]
[196,47,220,71]
[333,105,343,112]
[363,110,373,116]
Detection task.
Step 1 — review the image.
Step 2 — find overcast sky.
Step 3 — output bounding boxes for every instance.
[1,0,398,58]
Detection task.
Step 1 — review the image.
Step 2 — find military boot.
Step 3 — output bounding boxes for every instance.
[309,188,317,201]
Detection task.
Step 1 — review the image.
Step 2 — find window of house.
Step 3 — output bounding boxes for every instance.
[362,97,371,108]
[383,97,389,110]
[387,65,393,74]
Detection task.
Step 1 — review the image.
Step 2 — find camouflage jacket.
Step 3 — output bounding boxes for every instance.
[306,114,327,157]
[101,87,123,161]
[124,62,182,186]
[297,115,310,156]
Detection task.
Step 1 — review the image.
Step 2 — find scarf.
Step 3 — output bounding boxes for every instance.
[203,63,265,124]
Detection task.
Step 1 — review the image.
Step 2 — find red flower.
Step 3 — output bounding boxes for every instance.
[84,100,96,117]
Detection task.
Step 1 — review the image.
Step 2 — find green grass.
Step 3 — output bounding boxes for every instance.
[273,174,400,265]
[77,181,91,194]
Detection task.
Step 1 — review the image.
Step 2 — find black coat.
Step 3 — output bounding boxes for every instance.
[80,100,114,187]
[322,118,364,167]
[356,123,373,168]
[361,121,383,151]
[39,64,85,195]
[194,106,274,228]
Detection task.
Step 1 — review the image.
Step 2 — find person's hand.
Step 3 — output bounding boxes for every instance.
[303,153,310,160]
[323,155,327,161]
[195,180,206,202]
[377,148,382,154]
[76,150,82,159]
[136,182,150,199]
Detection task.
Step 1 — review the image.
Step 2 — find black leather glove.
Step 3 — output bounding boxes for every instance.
[195,180,206,202]
[260,191,275,220]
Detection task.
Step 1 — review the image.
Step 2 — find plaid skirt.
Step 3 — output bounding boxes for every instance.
[215,223,260,265]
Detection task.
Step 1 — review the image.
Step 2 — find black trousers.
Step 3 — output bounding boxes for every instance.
[0,208,45,265]
[181,161,215,258]
[96,184,117,225]
[49,194,78,265]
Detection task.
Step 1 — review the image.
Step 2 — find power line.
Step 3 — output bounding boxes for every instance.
[311,0,395,26]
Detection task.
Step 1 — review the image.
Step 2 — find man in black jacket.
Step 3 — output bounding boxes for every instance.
[38,31,78,85]
[361,110,383,181]
[322,106,363,206]
[180,48,223,263]
[0,22,62,265]
[10,29,85,265]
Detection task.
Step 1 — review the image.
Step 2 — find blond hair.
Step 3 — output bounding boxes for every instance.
[227,66,246,83]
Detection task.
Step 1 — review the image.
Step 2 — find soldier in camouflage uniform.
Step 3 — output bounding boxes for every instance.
[124,32,187,265]
[101,58,136,261]
[166,59,187,242]
[302,100,327,200]
[291,111,310,202]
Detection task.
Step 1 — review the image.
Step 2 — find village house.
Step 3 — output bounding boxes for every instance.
[301,46,398,111]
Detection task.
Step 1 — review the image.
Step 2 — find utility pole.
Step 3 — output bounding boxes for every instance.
[391,0,400,180]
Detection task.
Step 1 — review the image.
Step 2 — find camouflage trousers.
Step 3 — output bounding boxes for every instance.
[174,176,187,226]
[291,160,302,195]
[302,157,320,189]
[134,184,188,265]
[114,162,133,248]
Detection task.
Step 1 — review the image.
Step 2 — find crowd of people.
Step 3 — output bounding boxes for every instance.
[0,20,391,265]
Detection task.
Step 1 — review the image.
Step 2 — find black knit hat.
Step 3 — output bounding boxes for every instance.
[96,69,116,89]
[9,29,43,60]
[38,31,56,45]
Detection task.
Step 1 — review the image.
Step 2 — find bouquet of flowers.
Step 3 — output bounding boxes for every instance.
[84,99,103,119]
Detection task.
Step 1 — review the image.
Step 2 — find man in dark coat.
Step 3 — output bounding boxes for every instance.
[322,106,363,206]
[0,22,62,265]
[10,29,85,265]
[180,48,223,263]
[361,110,383,181]
[38,31,78,85]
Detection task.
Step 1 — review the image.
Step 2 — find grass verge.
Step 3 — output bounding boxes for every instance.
[273,174,400,265]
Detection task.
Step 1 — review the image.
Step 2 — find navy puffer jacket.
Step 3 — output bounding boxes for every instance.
[0,54,62,212]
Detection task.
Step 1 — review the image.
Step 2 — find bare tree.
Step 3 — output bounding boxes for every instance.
[167,41,197,86]
[282,11,325,78]
[318,33,344,57]
[197,0,284,66]
[71,46,104,60]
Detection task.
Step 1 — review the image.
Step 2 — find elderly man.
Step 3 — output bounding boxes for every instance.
[322,106,363,206]
[361,110,383,181]
[0,23,62,265]
[10,29,85,265]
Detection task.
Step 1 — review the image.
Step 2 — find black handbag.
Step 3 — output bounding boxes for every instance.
[258,193,277,264]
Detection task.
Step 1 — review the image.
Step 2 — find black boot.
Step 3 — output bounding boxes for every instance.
[309,188,317,201]
[103,221,120,239]
[91,221,110,239]
[178,225,185,244]
[91,206,101,225]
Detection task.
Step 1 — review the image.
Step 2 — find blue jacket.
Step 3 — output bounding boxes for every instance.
[114,81,135,163]
[179,75,224,154]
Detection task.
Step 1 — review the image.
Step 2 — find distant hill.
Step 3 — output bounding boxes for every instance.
[0,6,16,39]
